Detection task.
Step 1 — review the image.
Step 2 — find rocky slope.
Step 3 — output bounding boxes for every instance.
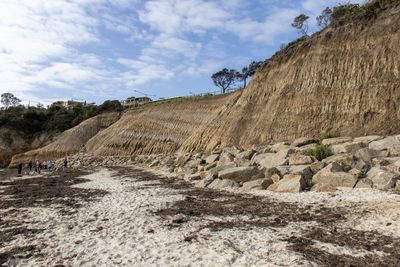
[9,112,120,166]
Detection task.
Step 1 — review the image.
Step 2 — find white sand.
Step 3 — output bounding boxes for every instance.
[1,168,399,266]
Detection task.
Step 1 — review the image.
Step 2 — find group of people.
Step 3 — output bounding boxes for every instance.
[17,158,70,176]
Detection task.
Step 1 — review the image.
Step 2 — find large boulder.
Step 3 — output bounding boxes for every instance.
[354,148,389,163]
[205,154,220,164]
[288,154,314,165]
[369,136,400,151]
[366,167,398,190]
[207,179,240,189]
[222,146,241,156]
[194,176,215,188]
[241,178,273,191]
[389,144,400,157]
[270,142,291,152]
[321,137,352,146]
[330,141,367,155]
[217,152,235,166]
[268,174,306,193]
[312,163,358,189]
[184,173,201,182]
[218,166,260,182]
[208,162,237,178]
[276,165,314,187]
[322,153,357,171]
[236,150,256,160]
[353,135,383,143]
[253,150,291,169]
[292,137,317,147]
[354,178,374,189]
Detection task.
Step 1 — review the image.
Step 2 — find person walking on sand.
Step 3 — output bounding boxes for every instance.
[63,158,68,170]
[17,163,23,176]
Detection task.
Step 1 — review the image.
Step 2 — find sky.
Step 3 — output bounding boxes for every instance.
[0,0,365,106]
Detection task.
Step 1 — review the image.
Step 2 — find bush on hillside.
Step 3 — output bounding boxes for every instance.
[312,145,332,161]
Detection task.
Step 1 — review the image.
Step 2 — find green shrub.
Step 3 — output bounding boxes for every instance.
[312,145,332,161]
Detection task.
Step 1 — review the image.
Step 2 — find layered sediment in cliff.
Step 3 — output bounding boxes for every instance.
[180,5,400,152]
[9,112,120,166]
[85,94,238,156]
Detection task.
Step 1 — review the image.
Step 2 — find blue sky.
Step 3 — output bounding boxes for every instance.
[0,0,364,106]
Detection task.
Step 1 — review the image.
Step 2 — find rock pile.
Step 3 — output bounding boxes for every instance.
[61,134,400,193]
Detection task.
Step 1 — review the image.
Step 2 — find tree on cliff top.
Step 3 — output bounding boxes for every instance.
[238,61,263,88]
[292,14,310,36]
[1,93,21,110]
[317,7,333,28]
[212,68,238,94]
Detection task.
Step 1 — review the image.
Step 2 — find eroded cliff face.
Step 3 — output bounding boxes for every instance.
[11,5,400,161]
[85,94,238,156]
[9,112,120,166]
[180,5,400,152]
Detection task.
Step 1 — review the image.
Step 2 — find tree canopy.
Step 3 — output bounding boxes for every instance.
[211,68,238,93]
[291,14,310,36]
[1,93,21,109]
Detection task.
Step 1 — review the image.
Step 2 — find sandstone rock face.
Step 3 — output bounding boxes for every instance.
[207,179,240,189]
[268,174,306,193]
[241,178,273,192]
[366,167,398,190]
[312,163,358,189]
[218,167,260,182]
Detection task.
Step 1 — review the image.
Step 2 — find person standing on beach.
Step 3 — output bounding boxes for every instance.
[63,158,68,170]
[28,161,33,172]
[17,163,23,176]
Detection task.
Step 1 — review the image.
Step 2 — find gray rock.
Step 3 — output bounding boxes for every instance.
[366,167,398,190]
[223,146,242,156]
[353,135,383,143]
[270,142,291,152]
[184,173,201,182]
[217,152,235,166]
[205,154,220,164]
[292,137,317,147]
[254,150,291,169]
[236,150,256,160]
[241,178,273,192]
[330,141,367,155]
[369,136,400,151]
[310,161,325,173]
[208,163,237,178]
[194,176,215,188]
[204,162,217,171]
[149,159,160,167]
[270,174,281,183]
[354,178,374,189]
[268,174,306,193]
[354,148,389,163]
[296,143,317,154]
[207,179,240,189]
[312,163,358,188]
[321,137,352,146]
[389,144,400,157]
[275,165,314,181]
[322,153,355,172]
[288,154,314,165]
[218,166,260,182]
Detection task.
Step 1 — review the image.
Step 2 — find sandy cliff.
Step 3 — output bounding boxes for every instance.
[9,112,120,166]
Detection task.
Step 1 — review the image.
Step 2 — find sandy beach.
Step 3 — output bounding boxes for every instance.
[1,166,400,266]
